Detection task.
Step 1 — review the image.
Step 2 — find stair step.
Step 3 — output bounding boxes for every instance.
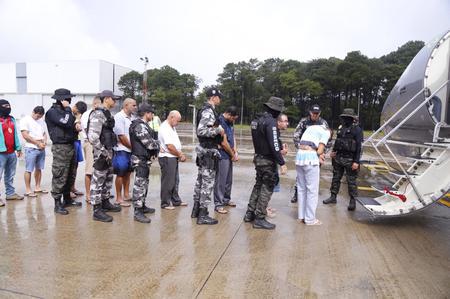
[356,197,381,206]
[424,142,450,148]
[390,171,419,177]
[406,155,436,160]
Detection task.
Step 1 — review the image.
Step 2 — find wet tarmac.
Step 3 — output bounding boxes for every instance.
[0,137,449,298]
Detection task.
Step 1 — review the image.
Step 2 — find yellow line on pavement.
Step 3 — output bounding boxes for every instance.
[358,186,375,191]
[439,199,450,207]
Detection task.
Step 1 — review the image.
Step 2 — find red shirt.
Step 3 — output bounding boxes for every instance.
[1,117,15,154]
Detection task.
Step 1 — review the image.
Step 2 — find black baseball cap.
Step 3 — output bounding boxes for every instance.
[138,103,155,114]
[97,90,121,100]
[310,104,321,113]
[206,87,223,99]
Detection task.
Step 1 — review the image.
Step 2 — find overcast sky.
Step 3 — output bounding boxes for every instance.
[1,0,449,87]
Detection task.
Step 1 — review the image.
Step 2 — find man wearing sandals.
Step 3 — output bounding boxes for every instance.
[213,106,239,215]
[295,125,330,226]
[158,110,187,210]
[0,99,24,207]
[113,98,137,207]
[129,103,160,223]
[20,106,48,198]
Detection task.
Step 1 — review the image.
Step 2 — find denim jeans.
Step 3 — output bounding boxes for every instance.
[0,153,17,196]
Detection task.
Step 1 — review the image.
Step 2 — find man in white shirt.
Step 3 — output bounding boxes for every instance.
[113,98,137,207]
[20,106,47,197]
[295,124,330,226]
[158,110,187,209]
[81,96,101,203]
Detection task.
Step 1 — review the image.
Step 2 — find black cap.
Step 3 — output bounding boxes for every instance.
[52,88,76,100]
[206,87,223,99]
[310,104,321,113]
[97,90,121,100]
[138,103,155,114]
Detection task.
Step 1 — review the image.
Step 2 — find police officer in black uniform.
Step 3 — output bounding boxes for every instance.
[244,96,287,230]
[45,88,81,215]
[291,104,329,203]
[323,108,363,211]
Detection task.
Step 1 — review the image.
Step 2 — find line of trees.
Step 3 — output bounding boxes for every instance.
[118,40,424,130]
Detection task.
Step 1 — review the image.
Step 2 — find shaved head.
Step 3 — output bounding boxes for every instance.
[92,96,101,109]
[168,110,181,127]
[122,98,137,115]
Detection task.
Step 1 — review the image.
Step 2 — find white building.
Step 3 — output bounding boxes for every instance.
[0,60,135,118]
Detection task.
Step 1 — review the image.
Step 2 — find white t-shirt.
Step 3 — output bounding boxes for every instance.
[158,120,182,158]
[20,115,47,149]
[295,125,330,166]
[80,109,92,140]
[113,110,134,153]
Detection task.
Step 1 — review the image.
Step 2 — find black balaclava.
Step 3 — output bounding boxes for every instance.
[56,98,71,107]
[341,116,353,126]
[0,99,11,117]
[265,106,281,119]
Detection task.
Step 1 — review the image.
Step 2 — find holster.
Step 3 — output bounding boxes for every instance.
[196,151,219,170]
[93,155,111,171]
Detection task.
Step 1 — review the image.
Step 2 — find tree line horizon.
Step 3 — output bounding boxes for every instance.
[118,40,425,130]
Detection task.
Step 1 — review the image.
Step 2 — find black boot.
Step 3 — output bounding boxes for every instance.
[291,186,298,203]
[134,207,151,223]
[243,210,255,222]
[323,194,337,204]
[54,198,69,215]
[143,204,155,214]
[93,204,113,222]
[348,197,356,211]
[63,194,82,207]
[191,201,200,218]
[196,207,218,225]
[253,218,276,230]
[102,199,122,212]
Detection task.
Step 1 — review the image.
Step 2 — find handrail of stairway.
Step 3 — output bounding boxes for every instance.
[363,87,425,146]
[433,121,450,142]
[384,143,426,205]
[376,80,450,147]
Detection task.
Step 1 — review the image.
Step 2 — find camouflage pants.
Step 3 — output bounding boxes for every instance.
[131,157,151,208]
[51,144,76,200]
[193,149,218,209]
[247,156,278,219]
[330,154,359,199]
[90,150,113,205]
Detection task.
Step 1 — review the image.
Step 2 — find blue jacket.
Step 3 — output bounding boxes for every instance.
[0,116,22,152]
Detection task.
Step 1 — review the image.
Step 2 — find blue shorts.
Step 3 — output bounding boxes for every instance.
[112,150,132,176]
[25,147,46,172]
[74,140,84,163]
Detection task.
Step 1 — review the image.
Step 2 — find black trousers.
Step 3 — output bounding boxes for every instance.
[158,157,181,207]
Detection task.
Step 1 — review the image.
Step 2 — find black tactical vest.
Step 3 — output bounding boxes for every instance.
[334,124,357,153]
[196,103,222,148]
[129,119,156,159]
[87,108,117,150]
